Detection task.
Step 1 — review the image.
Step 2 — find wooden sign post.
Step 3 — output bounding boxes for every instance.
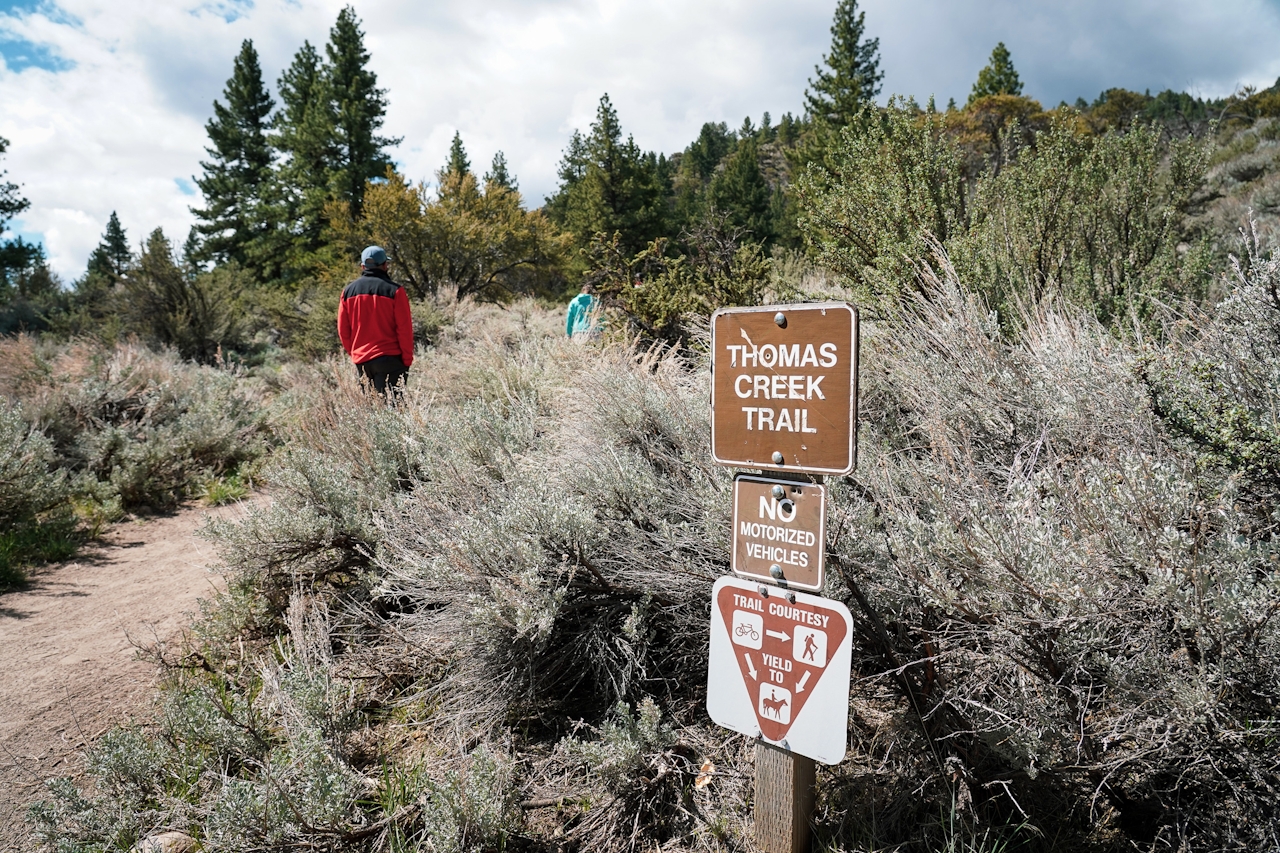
[706,302,860,853]
[756,741,815,853]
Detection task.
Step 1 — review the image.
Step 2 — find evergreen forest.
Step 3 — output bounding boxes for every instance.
[6,2,1280,851]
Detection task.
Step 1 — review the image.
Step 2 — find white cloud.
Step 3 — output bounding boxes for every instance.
[865,0,1280,108]
[2,0,1280,280]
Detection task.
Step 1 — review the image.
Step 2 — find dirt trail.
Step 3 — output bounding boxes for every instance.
[0,500,254,849]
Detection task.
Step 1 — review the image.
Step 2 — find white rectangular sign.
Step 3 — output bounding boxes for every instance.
[706,575,852,764]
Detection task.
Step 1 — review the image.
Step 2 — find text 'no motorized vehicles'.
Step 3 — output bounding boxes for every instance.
[731,475,826,590]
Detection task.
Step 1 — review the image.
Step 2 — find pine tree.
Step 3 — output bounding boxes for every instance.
[484,151,515,190]
[759,112,777,143]
[271,40,339,266]
[0,135,28,232]
[325,6,399,219]
[545,94,665,257]
[85,211,131,279]
[805,0,883,126]
[0,134,35,293]
[969,42,1023,104]
[669,122,732,234]
[777,113,799,146]
[191,39,275,271]
[708,137,773,243]
[444,132,470,178]
[684,123,733,183]
[121,229,241,363]
[70,212,129,324]
[182,227,204,273]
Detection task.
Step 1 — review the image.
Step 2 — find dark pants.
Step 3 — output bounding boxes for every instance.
[355,355,408,399]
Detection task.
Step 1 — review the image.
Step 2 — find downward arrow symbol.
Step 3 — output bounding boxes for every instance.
[795,671,811,693]
[743,653,758,680]
[766,629,790,641]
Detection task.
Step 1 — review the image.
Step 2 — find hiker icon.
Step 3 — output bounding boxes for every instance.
[758,684,792,725]
[731,610,763,650]
[792,627,827,668]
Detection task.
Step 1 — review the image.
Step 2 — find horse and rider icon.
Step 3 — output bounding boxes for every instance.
[758,684,792,724]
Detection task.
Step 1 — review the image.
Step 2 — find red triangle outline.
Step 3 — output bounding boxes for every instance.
[715,584,848,741]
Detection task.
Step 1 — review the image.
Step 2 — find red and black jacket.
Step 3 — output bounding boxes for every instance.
[337,269,414,367]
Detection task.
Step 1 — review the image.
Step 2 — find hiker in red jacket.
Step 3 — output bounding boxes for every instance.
[337,246,414,398]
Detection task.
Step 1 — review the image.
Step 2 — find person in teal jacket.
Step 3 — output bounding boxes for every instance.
[566,283,602,338]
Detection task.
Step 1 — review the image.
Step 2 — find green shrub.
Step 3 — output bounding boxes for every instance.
[376,337,725,723]
[583,221,770,345]
[0,338,271,590]
[0,516,79,588]
[201,472,249,506]
[0,400,70,587]
[415,746,522,853]
[556,700,697,852]
[798,102,1213,323]
[23,342,270,511]
[120,229,245,364]
[0,400,66,531]
[1142,223,1280,519]
[819,257,1280,849]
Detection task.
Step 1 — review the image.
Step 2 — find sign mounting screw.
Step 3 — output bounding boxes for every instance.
[772,451,784,465]
[774,312,787,328]
[771,485,785,500]
[769,564,783,579]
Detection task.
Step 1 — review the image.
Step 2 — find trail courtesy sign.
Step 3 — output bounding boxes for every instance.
[711,302,859,475]
[707,576,852,764]
[732,475,826,591]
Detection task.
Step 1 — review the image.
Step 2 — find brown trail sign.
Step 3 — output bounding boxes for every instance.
[711,302,859,475]
[706,302,861,853]
[732,474,826,591]
[707,576,852,764]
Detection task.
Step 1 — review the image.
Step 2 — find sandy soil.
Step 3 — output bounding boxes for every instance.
[0,499,254,849]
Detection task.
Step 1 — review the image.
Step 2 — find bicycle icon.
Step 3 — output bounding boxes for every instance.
[731,610,763,650]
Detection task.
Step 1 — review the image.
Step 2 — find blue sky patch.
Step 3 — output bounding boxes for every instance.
[174,177,196,196]
[0,34,71,72]
[0,1,81,28]
[0,1,75,73]
[2,220,45,252]
[192,0,254,25]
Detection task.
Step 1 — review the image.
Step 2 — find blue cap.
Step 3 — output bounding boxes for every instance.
[361,245,387,266]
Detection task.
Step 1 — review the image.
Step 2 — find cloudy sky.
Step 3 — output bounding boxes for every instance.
[2,0,1280,280]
